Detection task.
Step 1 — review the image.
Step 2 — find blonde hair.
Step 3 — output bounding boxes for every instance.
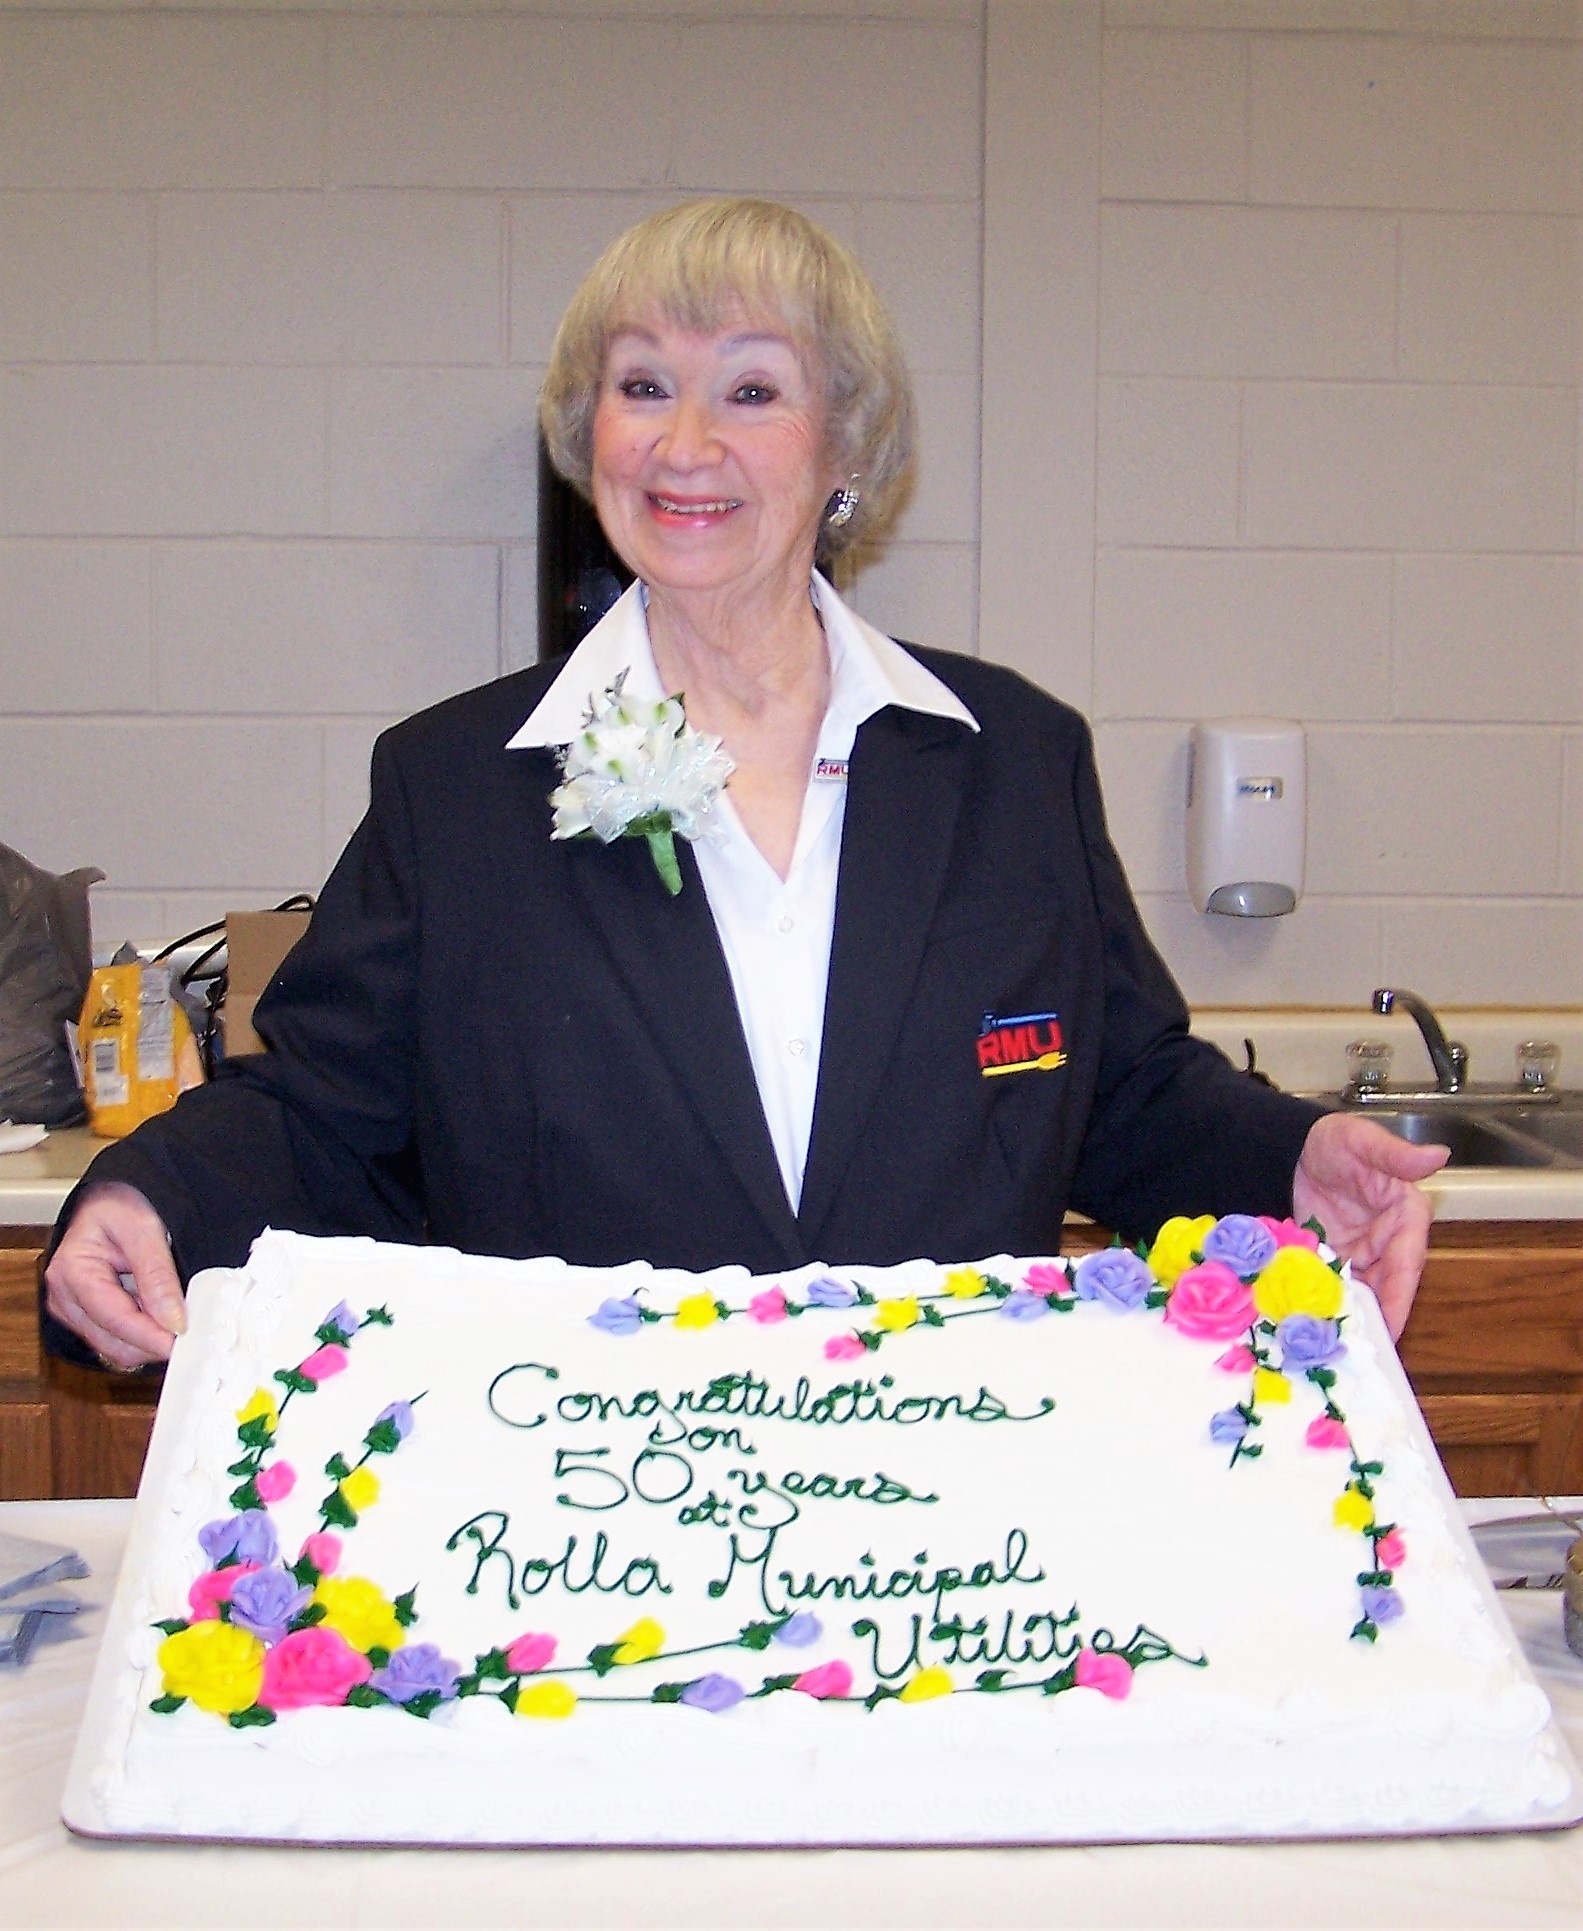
[539,198,915,555]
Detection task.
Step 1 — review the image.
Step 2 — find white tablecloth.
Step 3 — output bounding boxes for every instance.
[6,1499,1583,1930]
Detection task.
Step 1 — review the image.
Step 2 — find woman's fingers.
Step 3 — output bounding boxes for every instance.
[43,1181,185,1368]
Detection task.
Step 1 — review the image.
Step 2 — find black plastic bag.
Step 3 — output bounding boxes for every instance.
[0,843,102,1127]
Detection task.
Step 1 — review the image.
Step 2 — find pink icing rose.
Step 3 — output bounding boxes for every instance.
[187,1562,258,1620]
[299,1532,342,1575]
[793,1660,854,1700]
[253,1460,296,1504]
[1305,1414,1350,1451]
[1022,1261,1068,1297]
[1375,1529,1407,1571]
[748,1287,788,1325]
[258,1625,372,1711]
[823,1334,867,1362]
[1258,1216,1322,1252]
[296,1344,349,1384]
[1214,1344,1256,1374]
[505,1632,558,1674]
[1074,1649,1133,1699]
[1162,1262,1255,1343]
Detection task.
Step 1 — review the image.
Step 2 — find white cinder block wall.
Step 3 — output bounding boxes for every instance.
[2,0,1581,1013]
[0,0,984,944]
[1078,2,1583,1005]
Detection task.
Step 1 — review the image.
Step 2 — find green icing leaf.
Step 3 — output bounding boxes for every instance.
[149,1693,186,1714]
[587,1643,620,1678]
[228,1705,277,1729]
[651,1682,685,1704]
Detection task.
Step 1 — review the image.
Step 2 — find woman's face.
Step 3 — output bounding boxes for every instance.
[590,315,842,608]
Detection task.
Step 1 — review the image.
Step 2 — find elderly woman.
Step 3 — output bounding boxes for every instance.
[45,198,1443,1373]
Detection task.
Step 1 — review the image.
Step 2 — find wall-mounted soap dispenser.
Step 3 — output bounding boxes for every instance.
[1186,719,1306,917]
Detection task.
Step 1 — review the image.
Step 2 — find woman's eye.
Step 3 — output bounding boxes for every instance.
[731,382,778,405]
[616,377,666,400]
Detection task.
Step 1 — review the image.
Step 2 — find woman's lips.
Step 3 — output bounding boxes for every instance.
[647,492,743,521]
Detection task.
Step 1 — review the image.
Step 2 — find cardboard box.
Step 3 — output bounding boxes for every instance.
[222,909,311,1057]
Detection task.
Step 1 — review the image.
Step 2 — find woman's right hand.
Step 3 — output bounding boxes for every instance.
[43,1181,187,1370]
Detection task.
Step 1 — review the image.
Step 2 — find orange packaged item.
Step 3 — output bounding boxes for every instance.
[79,961,203,1138]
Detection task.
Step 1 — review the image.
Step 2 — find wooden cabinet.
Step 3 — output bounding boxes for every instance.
[1400,1221,1583,1497]
[0,1229,159,1501]
[6,1216,1583,1500]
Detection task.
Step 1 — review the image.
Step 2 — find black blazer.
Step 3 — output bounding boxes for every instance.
[46,644,1319,1361]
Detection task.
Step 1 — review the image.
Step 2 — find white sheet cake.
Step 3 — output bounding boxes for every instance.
[65,1224,1580,1845]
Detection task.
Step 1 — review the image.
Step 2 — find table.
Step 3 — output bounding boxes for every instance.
[7,1501,1583,1930]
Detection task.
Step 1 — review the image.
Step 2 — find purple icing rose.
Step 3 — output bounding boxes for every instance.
[198,1511,279,1568]
[1201,1214,1279,1280]
[678,1673,746,1714]
[322,1300,358,1339]
[589,1295,644,1335]
[774,1612,822,1649]
[999,1290,1052,1322]
[1277,1315,1346,1373]
[1071,1249,1153,1313]
[1209,1407,1249,1446]
[804,1277,857,1309]
[1360,1586,1405,1627]
[375,1399,416,1441]
[370,1642,463,1705]
[227,1565,313,1645]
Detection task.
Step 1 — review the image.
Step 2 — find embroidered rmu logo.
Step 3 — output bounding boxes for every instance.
[978,1009,1066,1078]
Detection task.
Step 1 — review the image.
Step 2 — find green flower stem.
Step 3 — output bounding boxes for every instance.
[644,828,682,895]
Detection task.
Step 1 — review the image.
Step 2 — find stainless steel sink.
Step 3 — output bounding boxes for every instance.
[1327,1098,1583,1170]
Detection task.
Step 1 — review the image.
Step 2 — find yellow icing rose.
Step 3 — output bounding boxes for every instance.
[338,1465,380,1515]
[673,1292,720,1331]
[897,1666,953,1704]
[1252,1366,1291,1406]
[516,1680,578,1719]
[1148,1216,1216,1286]
[873,1297,921,1333]
[1334,1487,1375,1533]
[943,1268,988,1300]
[313,1574,403,1654]
[611,1617,666,1665]
[235,1387,279,1435]
[158,1619,265,1714]
[1253,1246,1343,1324]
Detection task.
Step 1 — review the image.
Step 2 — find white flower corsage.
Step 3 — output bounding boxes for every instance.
[548,671,735,896]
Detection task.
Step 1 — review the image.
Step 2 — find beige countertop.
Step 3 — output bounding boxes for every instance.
[6,1008,1583,1230]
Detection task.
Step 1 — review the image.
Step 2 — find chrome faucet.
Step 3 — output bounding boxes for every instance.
[1372,987,1467,1094]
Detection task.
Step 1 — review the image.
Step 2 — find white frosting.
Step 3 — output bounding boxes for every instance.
[81,1231,1570,1845]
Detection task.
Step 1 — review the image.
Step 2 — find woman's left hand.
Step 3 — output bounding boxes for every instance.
[1291,1112,1449,1341]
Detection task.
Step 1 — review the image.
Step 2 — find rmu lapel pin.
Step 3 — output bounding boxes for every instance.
[978,1010,1066,1077]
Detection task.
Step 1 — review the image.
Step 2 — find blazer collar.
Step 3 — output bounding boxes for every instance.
[796,703,975,1247]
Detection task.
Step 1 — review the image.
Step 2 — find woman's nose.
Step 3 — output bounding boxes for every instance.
[659,397,722,469]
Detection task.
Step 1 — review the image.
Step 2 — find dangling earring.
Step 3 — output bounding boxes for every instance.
[824,478,860,529]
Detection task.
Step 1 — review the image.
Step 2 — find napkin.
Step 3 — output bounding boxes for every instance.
[0,1531,90,1669]
[0,1120,48,1154]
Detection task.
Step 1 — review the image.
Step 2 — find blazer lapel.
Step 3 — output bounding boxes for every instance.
[796,706,974,1244]
[558,800,804,1261]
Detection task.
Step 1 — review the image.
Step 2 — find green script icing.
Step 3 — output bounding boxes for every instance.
[445,1512,672,1612]
[706,1524,1047,1621]
[487,1363,1056,1442]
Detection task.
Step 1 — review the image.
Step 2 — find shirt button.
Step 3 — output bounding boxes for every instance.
[786,1038,806,1057]
[777,915,794,933]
